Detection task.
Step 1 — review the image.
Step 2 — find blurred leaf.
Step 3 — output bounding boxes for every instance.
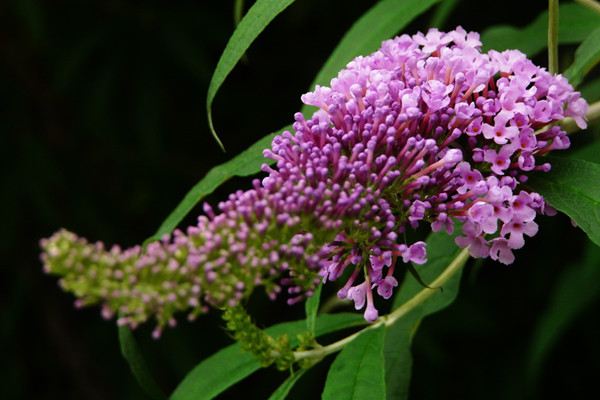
[304,0,440,110]
[206,0,296,150]
[118,326,166,400]
[564,28,600,87]
[233,0,245,26]
[385,229,466,399]
[170,313,365,400]
[268,368,308,400]
[146,129,284,243]
[154,0,440,240]
[481,3,600,56]
[322,326,386,400]
[406,263,438,290]
[10,0,44,45]
[528,156,600,247]
[429,0,459,29]
[305,284,322,334]
[569,137,600,163]
[527,242,600,383]
[580,76,600,102]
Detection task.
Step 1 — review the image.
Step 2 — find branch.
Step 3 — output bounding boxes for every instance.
[548,0,559,74]
[294,248,470,361]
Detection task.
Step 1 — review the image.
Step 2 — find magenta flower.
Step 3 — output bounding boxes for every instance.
[489,238,515,265]
[403,242,428,265]
[484,145,515,175]
[376,276,399,300]
[413,28,453,53]
[501,219,539,249]
[455,222,490,258]
[482,113,520,144]
[369,250,393,272]
[348,282,368,310]
[40,27,588,330]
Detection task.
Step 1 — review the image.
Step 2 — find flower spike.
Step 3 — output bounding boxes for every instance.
[41,27,587,332]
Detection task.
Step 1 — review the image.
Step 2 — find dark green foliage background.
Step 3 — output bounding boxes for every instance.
[1,0,598,399]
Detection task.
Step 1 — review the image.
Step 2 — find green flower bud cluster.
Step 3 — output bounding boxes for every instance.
[40,211,330,337]
[40,230,210,337]
[222,306,296,371]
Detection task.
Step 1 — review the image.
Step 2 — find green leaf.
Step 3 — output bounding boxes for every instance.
[406,263,439,290]
[171,313,365,400]
[392,229,464,308]
[564,28,600,87]
[233,0,245,26]
[305,284,322,334]
[322,326,387,400]
[146,129,284,243]
[118,326,166,400]
[304,0,440,110]
[153,0,440,240]
[385,229,466,399]
[569,137,600,163]
[206,0,296,150]
[580,76,600,103]
[526,242,600,383]
[481,3,600,56]
[527,156,600,247]
[429,0,459,29]
[268,369,308,400]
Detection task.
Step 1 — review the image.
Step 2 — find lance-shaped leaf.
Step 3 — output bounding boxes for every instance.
[267,368,309,400]
[170,313,365,400]
[527,156,600,247]
[321,326,387,400]
[305,284,322,335]
[118,326,166,400]
[564,28,600,87]
[206,0,296,149]
[146,130,282,243]
[580,76,600,102]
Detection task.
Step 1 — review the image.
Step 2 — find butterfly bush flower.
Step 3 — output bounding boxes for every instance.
[40,27,587,333]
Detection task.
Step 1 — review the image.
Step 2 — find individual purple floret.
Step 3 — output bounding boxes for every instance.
[40,27,587,332]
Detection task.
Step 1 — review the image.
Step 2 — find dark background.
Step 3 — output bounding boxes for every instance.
[2,0,599,399]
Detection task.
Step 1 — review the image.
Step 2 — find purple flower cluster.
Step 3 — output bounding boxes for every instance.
[41,27,587,331]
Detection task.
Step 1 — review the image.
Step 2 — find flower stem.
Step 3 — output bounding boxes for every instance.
[548,0,559,74]
[575,0,600,16]
[293,248,470,361]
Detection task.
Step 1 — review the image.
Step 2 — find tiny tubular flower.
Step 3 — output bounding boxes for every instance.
[40,27,587,331]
